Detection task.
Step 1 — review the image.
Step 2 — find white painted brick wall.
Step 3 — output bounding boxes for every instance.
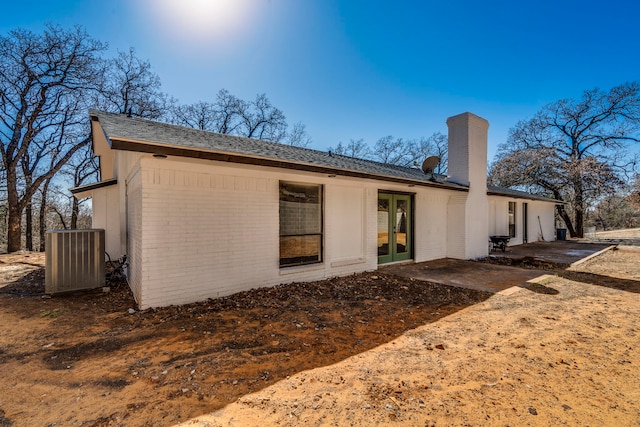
[489,197,509,239]
[126,165,143,304]
[447,113,489,259]
[325,185,366,265]
[446,193,467,259]
[414,190,450,262]
[487,196,557,245]
[139,168,278,308]
[107,153,560,308]
[528,201,557,242]
[119,156,470,308]
[108,153,557,308]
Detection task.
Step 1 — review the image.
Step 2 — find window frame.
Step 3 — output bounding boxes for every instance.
[278,181,324,268]
[508,201,516,238]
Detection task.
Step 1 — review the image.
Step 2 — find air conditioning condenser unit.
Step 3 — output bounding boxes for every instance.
[45,229,105,294]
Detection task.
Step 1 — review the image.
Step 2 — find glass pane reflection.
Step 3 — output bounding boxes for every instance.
[377,199,389,256]
[396,200,407,254]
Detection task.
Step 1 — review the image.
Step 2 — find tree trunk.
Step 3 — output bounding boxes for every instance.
[573,177,585,238]
[574,209,584,238]
[38,182,50,252]
[71,197,80,230]
[556,204,577,237]
[6,168,22,253]
[25,201,33,251]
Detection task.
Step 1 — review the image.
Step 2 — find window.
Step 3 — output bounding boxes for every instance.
[279,182,323,267]
[508,202,516,238]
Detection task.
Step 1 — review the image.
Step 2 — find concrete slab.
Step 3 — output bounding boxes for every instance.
[489,241,612,265]
[381,258,543,294]
[381,241,612,294]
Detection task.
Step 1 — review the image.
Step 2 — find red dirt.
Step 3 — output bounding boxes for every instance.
[0,252,488,426]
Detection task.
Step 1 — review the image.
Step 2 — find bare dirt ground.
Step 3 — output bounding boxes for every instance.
[183,247,640,427]
[0,253,489,427]
[585,228,640,246]
[0,245,639,427]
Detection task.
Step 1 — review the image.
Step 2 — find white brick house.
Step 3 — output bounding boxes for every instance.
[73,111,557,309]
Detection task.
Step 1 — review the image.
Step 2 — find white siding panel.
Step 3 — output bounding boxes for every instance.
[126,166,143,305]
[117,152,143,256]
[92,184,122,259]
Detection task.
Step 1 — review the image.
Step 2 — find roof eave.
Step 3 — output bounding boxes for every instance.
[70,178,118,198]
[109,137,469,192]
[486,189,563,203]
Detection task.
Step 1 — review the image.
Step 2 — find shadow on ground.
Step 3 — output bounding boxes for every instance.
[0,267,44,296]
[557,270,640,294]
[0,258,493,426]
[2,241,635,425]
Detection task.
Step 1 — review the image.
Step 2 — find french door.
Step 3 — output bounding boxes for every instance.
[377,193,412,264]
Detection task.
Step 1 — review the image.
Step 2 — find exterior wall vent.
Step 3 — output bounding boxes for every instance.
[45,229,105,294]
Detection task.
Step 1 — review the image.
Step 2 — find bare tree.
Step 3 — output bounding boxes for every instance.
[0,162,6,250]
[285,121,312,147]
[32,145,99,251]
[589,191,640,231]
[0,25,105,252]
[98,47,168,119]
[490,82,640,237]
[171,100,217,131]
[329,133,447,172]
[629,173,640,209]
[171,89,294,144]
[170,90,243,133]
[212,89,244,134]
[330,138,371,158]
[371,136,416,166]
[0,203,6,251]
[407,132,448,174]
[66,147,99,230]
[237,93,287,142]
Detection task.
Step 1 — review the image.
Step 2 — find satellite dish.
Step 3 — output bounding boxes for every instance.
[421,156,440,175]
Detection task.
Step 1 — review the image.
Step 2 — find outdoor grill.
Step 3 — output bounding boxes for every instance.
[489,235,511,252]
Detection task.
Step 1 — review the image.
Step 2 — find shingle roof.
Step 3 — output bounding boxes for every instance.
[487,185,560,203]
[90,110,468,191]
[89,110,559,203]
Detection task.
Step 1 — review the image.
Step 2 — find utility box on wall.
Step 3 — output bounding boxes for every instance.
[45,229,105,294]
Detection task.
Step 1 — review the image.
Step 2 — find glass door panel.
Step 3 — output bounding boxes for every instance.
[394,196,411,261]
[377,194,392,264]
[377,196,390,257]
[378,193,412,264]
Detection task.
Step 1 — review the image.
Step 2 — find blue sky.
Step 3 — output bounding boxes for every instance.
[1,0,639,162]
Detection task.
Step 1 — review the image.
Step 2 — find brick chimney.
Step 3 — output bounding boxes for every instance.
[446,112,489,259]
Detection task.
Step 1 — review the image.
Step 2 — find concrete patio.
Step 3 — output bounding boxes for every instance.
[381,240,614,294]
[487,240,613,265]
